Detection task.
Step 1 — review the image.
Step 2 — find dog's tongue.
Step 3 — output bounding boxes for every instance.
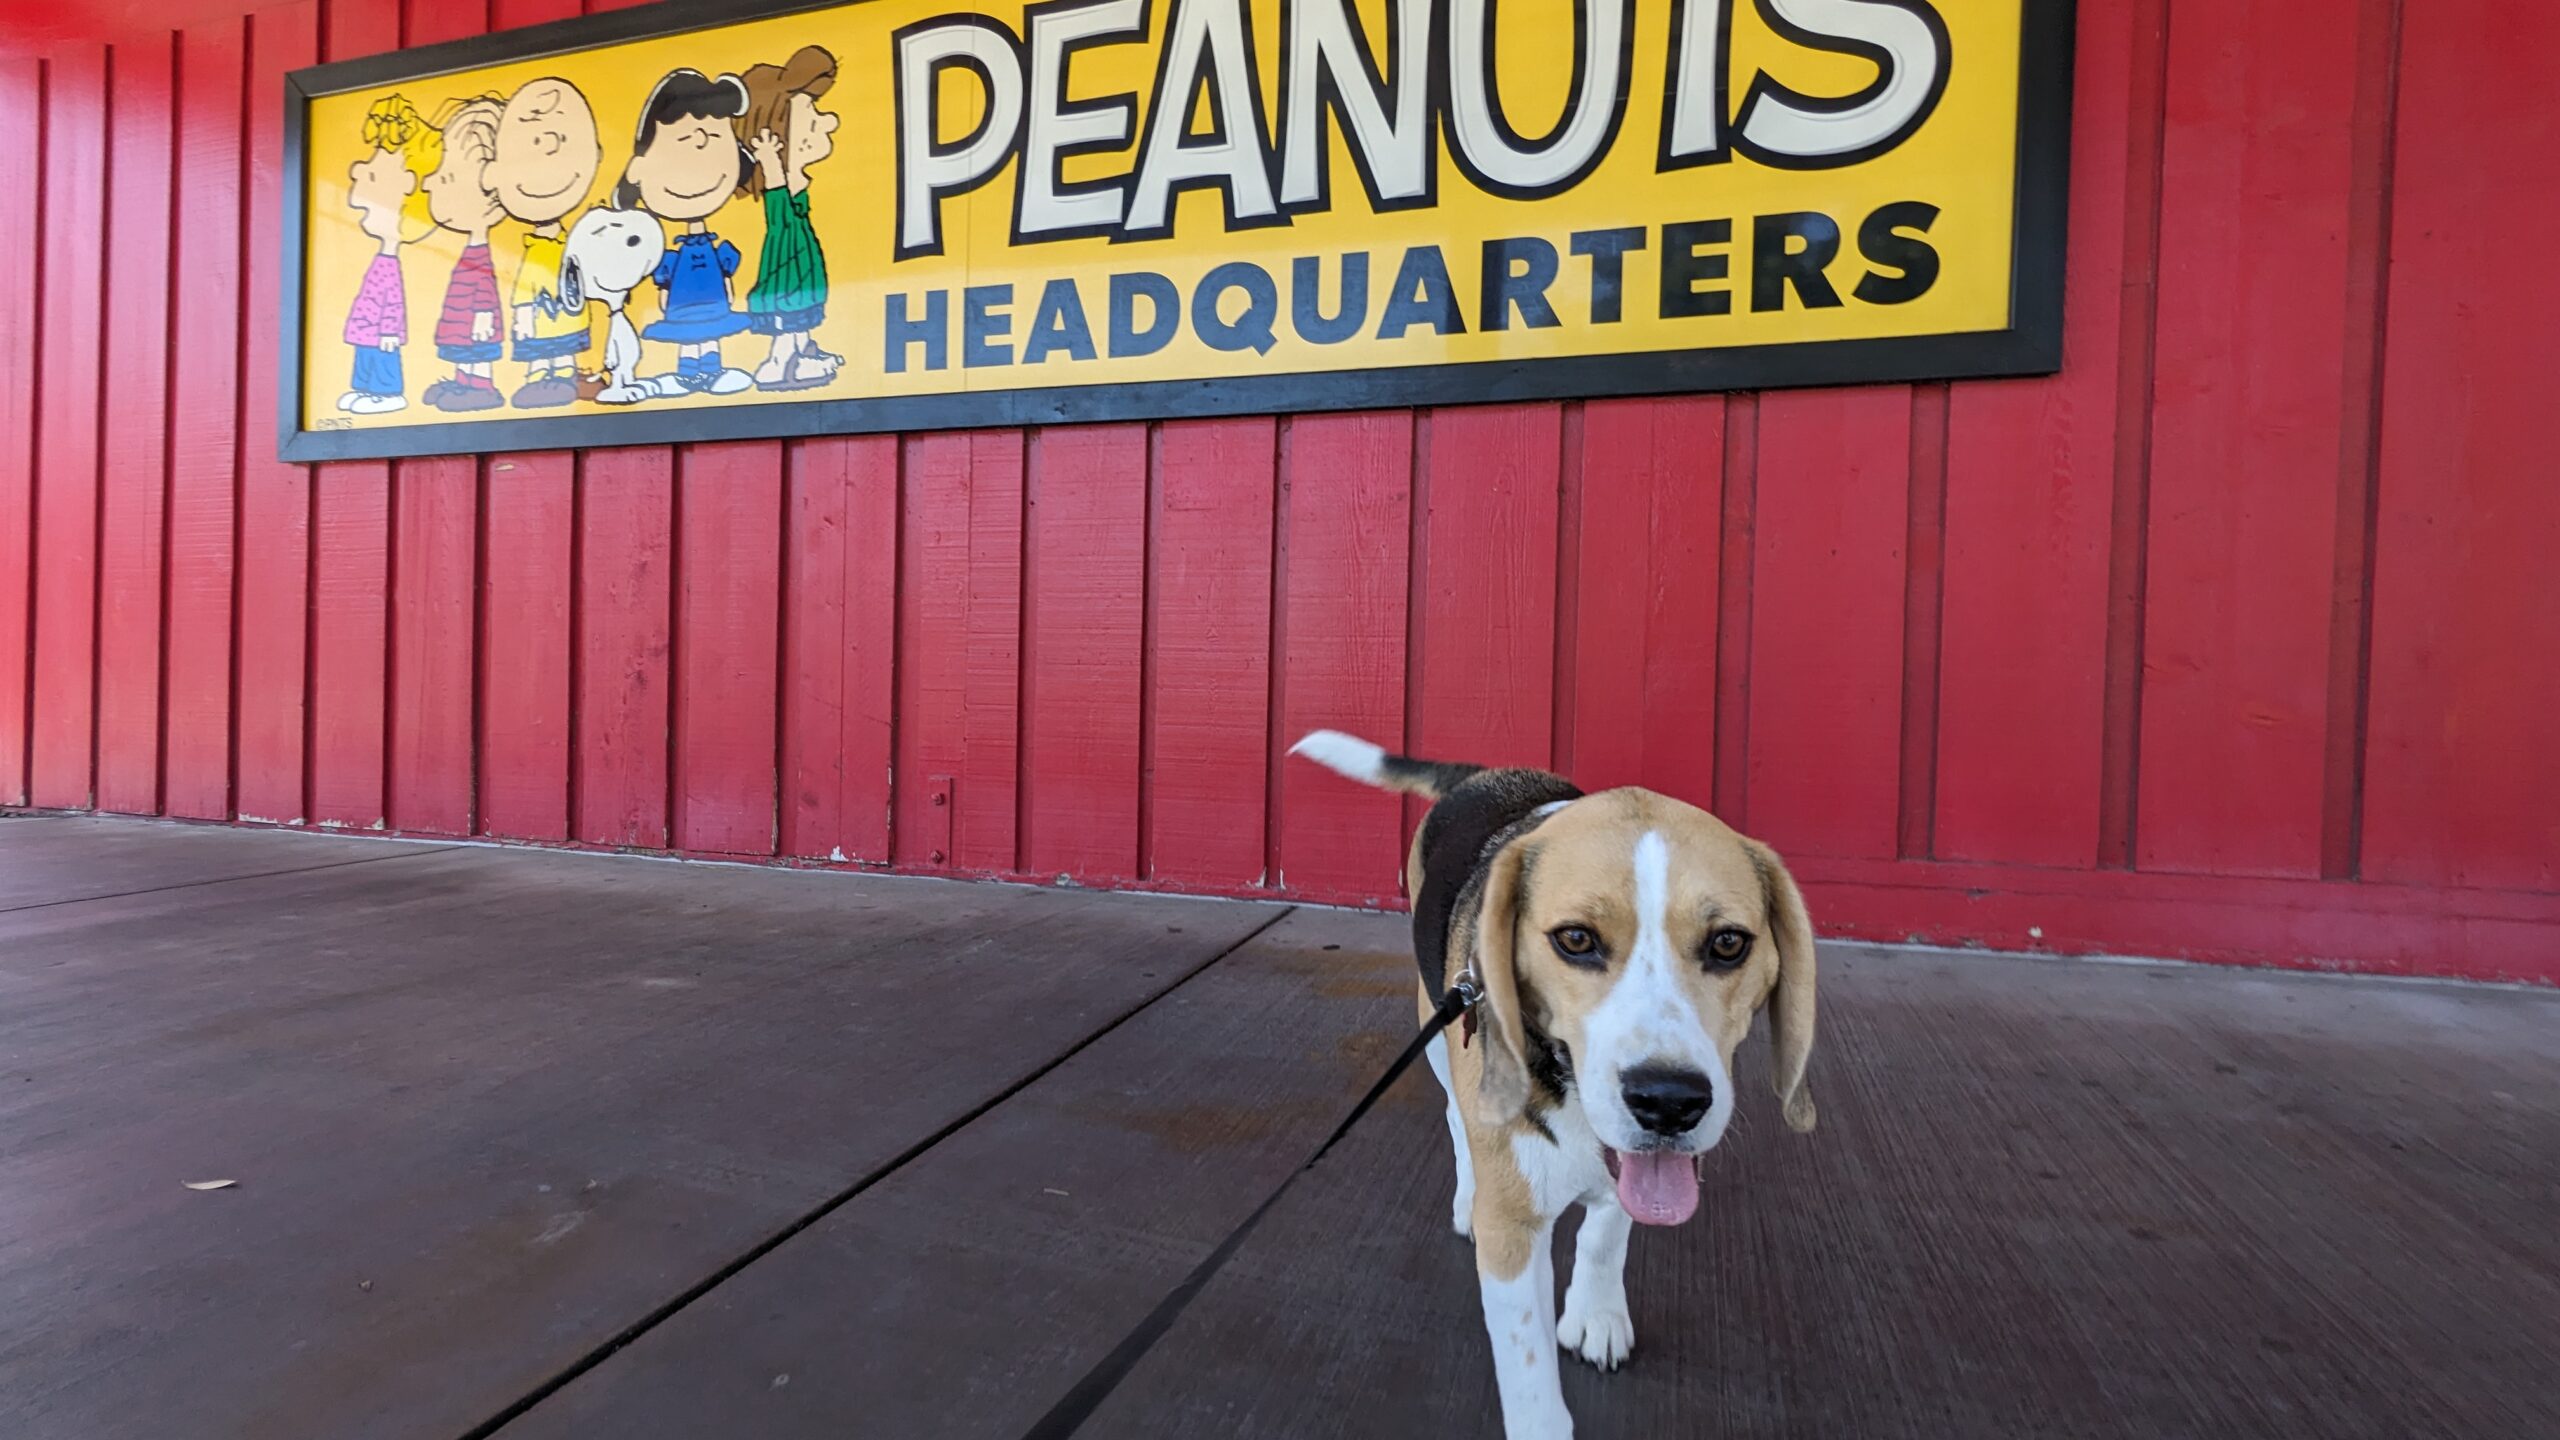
[1613,1150,1700,1226]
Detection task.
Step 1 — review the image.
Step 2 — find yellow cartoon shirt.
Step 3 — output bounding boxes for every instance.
[512,230,587,343]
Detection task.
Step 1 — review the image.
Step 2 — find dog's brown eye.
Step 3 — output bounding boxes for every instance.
[1706,928,1753,968]
[1549,925,1603,964]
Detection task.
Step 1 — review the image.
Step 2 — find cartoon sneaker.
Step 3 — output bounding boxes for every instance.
[347,393,408,415]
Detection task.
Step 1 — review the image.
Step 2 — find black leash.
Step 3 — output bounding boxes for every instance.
[1017,974,1483,1440]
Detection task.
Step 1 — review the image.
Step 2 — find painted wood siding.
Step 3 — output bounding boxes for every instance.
[3,0,2554,981]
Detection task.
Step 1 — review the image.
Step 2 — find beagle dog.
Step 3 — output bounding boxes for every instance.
[559,205,667,405]
[1291,731,1818,1440]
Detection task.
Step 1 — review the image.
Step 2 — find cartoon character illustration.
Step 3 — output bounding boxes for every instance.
[487,78,602,409]
[735,46,841,392]
[615,69,754,396]
[561,205,669,405]
[419,96,507,412]
[338,95,440,415]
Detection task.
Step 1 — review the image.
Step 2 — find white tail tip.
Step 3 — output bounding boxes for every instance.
[1289,729,1387,786]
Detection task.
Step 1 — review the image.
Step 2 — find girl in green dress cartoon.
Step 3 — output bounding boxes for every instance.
[734,46,840,391]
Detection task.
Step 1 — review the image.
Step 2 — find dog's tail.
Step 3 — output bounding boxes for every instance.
[1288,730,1481,801]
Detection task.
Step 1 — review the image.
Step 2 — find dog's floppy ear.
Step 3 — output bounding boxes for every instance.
[1469,840,1536,1124]
[1752,841,1819,1133]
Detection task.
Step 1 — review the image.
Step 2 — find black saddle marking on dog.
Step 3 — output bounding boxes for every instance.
[1411,769,1584,1004]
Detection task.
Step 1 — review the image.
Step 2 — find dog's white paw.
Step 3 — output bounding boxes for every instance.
[1557,1292,1634,1371]
[1452,1191,1475,1239]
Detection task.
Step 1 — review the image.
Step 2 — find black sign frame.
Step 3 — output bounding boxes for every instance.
[279,0,2076,462]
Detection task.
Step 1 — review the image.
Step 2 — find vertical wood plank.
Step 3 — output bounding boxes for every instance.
[893,434,969,871]
[93,33,175,816]
[0,58,39,807]
[893,431,1022,873]
[1145,417,1275,890]
[29,44,107,810]
[2137,0,2362,877]
[1895,386,1949,858]
[306,0,402,828]
[962,433,1026,873]
[478,453,572,841]
[234,0,318,825]
[2316,0,2404,880]
[573,449,673,848]
[1935,0,2134,868]
[779,434,898,863]
[2360,0,2560,891]
[163,15,248,819]
[1557,397,1722,808]
[386,459,477,834]
[1410,404,1562,771]
[840,436,900,863]
[670,441,781,856]
[1710,394,1758,824]
[1019,424,1146,882]
[1272,411,1411,903]
[1746,387,1911,860]
[780,440,848,859]
[2095,0,2173,871]
[309,465,391,829]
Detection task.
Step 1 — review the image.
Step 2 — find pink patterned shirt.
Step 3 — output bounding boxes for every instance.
[343,254,405,347]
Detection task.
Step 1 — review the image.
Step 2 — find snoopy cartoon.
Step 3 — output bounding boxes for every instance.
[559,205,667,405]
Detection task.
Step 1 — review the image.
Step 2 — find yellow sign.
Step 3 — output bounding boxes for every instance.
[281,0,2072,460]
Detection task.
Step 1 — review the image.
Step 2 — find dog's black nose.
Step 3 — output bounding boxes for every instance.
[1621,1063,1712,1136]
[627,235,644,246]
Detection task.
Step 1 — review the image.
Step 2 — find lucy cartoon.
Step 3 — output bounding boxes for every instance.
[419,96,507,412]
[338,95,439,414]
[614,69,754,396]
[735,45,841,391]
[487,78,601,409]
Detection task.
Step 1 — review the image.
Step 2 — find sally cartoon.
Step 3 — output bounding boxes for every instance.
[616,69,754,396]
[420,96,507,411]
[338,95,439,414]
[736,46,841,391]
[487,78,602,409]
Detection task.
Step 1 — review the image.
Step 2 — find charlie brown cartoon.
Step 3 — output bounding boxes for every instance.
[487,78,601,409]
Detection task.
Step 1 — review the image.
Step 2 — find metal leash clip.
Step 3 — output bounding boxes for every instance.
[1448,969,1484,1048]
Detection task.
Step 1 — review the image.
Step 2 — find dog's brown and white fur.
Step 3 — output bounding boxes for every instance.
[1292,731,1818,1440]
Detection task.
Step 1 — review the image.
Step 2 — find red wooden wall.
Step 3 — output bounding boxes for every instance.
[3,0,2555,982]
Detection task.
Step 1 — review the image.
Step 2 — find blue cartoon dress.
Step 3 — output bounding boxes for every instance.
[647,232,748,343]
